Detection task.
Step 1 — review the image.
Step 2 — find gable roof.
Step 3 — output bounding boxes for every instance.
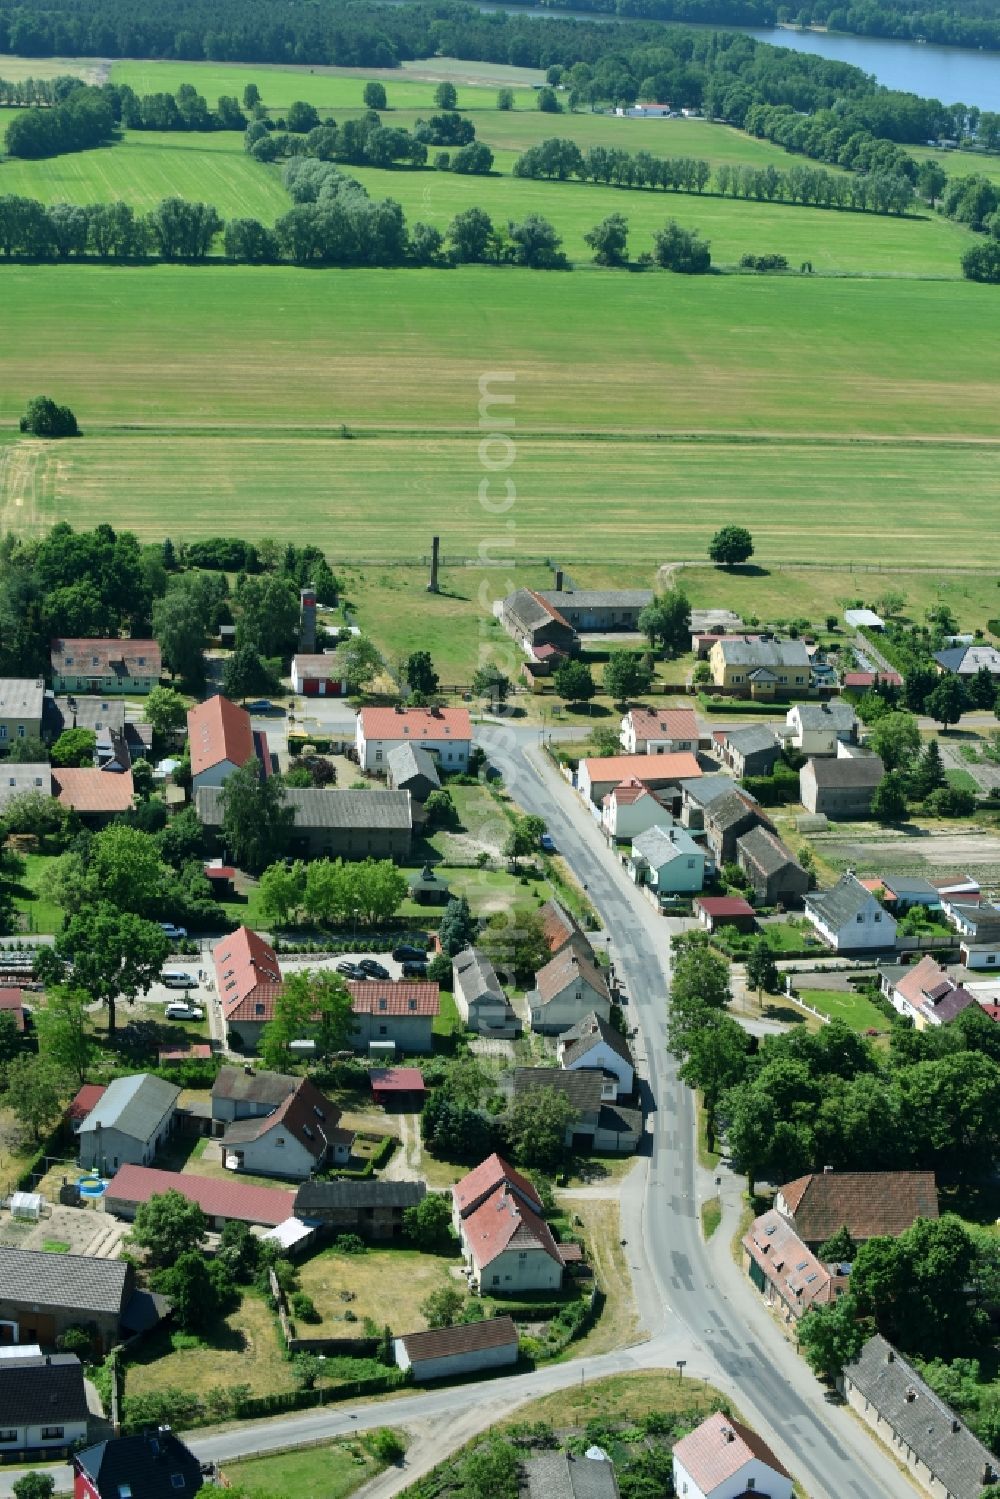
[695,895,756,918]
[505,587,573,634]
[534,941,610,1008]
[187,693,256,777]
[545,588,652,610]
[843,1336,1000,1499]
[704,788,768,835]
[51,638,160,678]
[737,824,804,878]
[742,1210,841,1316]
[561,1011,635,1071]
[461,1182,562,1271]
[398,1314,518,1364]
[934,644,1000,676]
[722,725,778,756]
[679,773,737,808]
[387,741,441,789]
[538,898,588,956]
[453,946,506,1003]
[0,1244,130,1316]
[626,707,699,742]
[359,706,471,744]
[221,1077,348,1160]
[214,926,283,1024]
[0,763,52,808]
[106,1163,295,1227]
[631,823,701,867]
[75,1431,203,1499]
[804,753,884,788]
[580,752,700,787]
[291,650,349,679]
[673,1411,790,1495]
[52,767,135,814]
[196,784,411,831]
[294,1178,426,1214]
[524,1451,620,1499]
[0,1352,88,1426]
[347,980,440,1017]
[452,1153,541,1218]
[510,1065,603,1115]
[77,1073,180,1142]
[891,954,977,1024]
[807,873,896,931]
[779,1171,939,1242]
[68,1082,106,1123]
[212,1066,297,1107]
[714,636,810,669]
[791,700,857,730]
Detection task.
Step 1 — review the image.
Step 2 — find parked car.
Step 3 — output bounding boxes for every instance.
[401,960,428,978]
[336,960,365,979]
[162,971,197,989]
[540,833,556,852]
[165,1002,204,1021]
[247,699,283,714]
[392,944,426,962]
[359,958,390,980]
[160,923,188,940]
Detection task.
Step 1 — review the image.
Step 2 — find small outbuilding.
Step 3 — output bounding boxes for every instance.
[393,1315,519,1382]
[370,1067,427,1109]
[694,894,756,932]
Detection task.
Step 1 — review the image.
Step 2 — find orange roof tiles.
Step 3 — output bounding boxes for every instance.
[188,694,256,778]
[52,768,135,814]
[359,706,472,744]
[461,1184,562,1272]
[452,1153,541,1218]
[580,752,700,786]
[627,707,699,742]
[742,1211,844,1318]
[51,638,161,677]
[213,926,284,1023]
[673,1411,790,1494]
[346,980,440,1017]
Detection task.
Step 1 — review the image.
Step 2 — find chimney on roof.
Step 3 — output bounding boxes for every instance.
[555,569,564,591]
[300,586,317,653]
[722,1427,735,1443]
[887,1349,895,1363]
[823,1164,833,1173]
[427,535,440,594]
[952,1419,961,1433]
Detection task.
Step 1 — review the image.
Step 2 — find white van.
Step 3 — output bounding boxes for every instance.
[165,1002,204,1021]
[162,971,196,990]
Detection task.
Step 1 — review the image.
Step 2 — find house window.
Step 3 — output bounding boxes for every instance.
[379,1024,388,1035]
[492,1274,500,1285]
[170,1478,186,1491]
[41,1427,64,1441]
[746,1483,756,1493]
[0,728,6,741]
[0,1431,16,1444]
[276,1137,285,1147]
[856,913,864,923]
[874,913,882,923]
[16,725,24,738]
[375,750,382,762]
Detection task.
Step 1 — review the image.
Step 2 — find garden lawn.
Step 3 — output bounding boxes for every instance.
[296,1244,461,1334]
[498,1369,721,1430]
[792,986,889,1032]
[558,1196,643,1356]
[946,767,980,792]
[221,1437,393,1499]
[125,1292,296,1398]
[12,852,63,935]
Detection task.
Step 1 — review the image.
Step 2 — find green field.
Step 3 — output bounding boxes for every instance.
[791,986,889,1033]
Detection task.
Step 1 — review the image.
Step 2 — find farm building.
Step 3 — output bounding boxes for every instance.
[736,825,810,907]
[774,1170,938,1250]
[370,1066,427,1108]
[703,789,771,867]
[501,588,578,656]
[77,1073,180,1174]
[50,640,160,695]
[800,754,884,819]
[718,725,780,778]
[293,1178,426,1240]
[197,784,413,861]
[104,1164,296,1229]
[0,1246,151,1353]
[52,767,134,824]
[394,1316,519,1382]
[694,895,756,933]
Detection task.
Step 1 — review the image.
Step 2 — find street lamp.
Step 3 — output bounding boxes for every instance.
[351,908,360,946]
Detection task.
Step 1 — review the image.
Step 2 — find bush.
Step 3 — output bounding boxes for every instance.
[291,1291,321,1323]
[739,252,789,271]
[19,395,79,437]
[367,1427,406,1463]
[334,1233,367,1254]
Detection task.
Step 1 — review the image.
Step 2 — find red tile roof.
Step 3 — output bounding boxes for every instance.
[673,1411,790,1494]
[537,900,585,956]
[695,895,756,918]
[359,707,471,745]
[604,776,658,808]
[105,1163,295,1227]
[398,1315,518,1362]
[370,1067,426,1093]
[203,864,237,880]
[68,1083,106,1123]
[461,1183,562,1272]
[222,1076,350,1160]
[742,1210,842,1317]
[158,1044,213,1063]
[627,707,699,743]
[214,926,284,1024]
[347,980,440,1017]
[777,1170,939,1242]
[526,589,573,632]
[0,988,25,1033]
[51,637,161,678]
[52,768,134,814]
[843,670,903,688]
[580,752,700,787]
[452,1153,541,1219]
[188,694,256,778]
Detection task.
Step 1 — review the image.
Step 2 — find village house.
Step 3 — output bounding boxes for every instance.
[0,987,27,1035]
[672,1411,794,1499]
[800,753,885,819]
[290,648,349,696]
[51,767,134,825]
[775,1170,939,1250]
[104,1164,296,1229]
[558,1010,635,1099]
[678,774,738,830]
[0,677,44,747]
[708,637,811,697]
[528,938,612,1034]
[196,784,413,860]
[507,1067,641,1153]
[500,588,579,657]
[77,1073,180,1173]
[539,586,653,633]
[347,979,440,1054]
[691,630,759,660]
[452,947,519,1036]
[600,777,675,844]
[0,1352,88,1457]
[694,894,757,933]
[805,872,898,953]
[394,1317,519,1383]
[736,825,810,907]
[881,954,976,1027]
[213,925,284,1051]
[718,725,780,779]
[452,1154,565,1294]
[524,1451,620,1499]
[212,1064,298,1125]
[703,788,770,867]
[0,763,51,812]
[841,1336,1000,1499]
[538,898,590,958]
[577,752,700,809]
[880,874,943,911]
[219,1075,352,1179]
[188,693,270,794]
[386,741,441,802]
[932,873,981,904]
[934,642,1000,678]
[0,1246,151,1353]
[943,902,1000,969]
[74,1431,204,1499]
[619,706,700,755]
[356,705,471,772]
[293,1179,426,1241]
[784,700,859,756]
[50,639,161,695]
[742,1210,848,1322]
[628,822,705,898]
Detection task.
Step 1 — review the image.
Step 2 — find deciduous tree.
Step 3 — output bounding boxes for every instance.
[131,1189,208,1265]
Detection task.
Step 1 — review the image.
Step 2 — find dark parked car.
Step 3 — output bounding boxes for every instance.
[392,944,426,962]
[336,960,365,980]
[359,958,391,980]
[401,960,428,979]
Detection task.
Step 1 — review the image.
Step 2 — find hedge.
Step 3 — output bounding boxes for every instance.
[233,1370,406,1418]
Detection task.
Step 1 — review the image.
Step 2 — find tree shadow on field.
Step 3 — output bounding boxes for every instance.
[726,563,770,578]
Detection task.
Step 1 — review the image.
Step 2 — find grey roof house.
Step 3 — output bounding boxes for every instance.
[703,788,771,866]
[293,1178,426,1240]
[528,939,611,1035]
[842,1336,999,1499]
[800,753,884,819]
[197,784,413,860]
[524,1450,620,1499]
[77,1073,180,1173]
[453,947,519,1036]
[934,644,1000,678]
[0,763,52,811]
[720,725,780,778]
[559,1011,635,1099]
[805,872,897,953]
[0,1244,154,1353]
[0,1351,89,1454]
[507,1067,641,1153]
[678,773,739,829]
[736,824,810,907]
[386,741,441,802]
